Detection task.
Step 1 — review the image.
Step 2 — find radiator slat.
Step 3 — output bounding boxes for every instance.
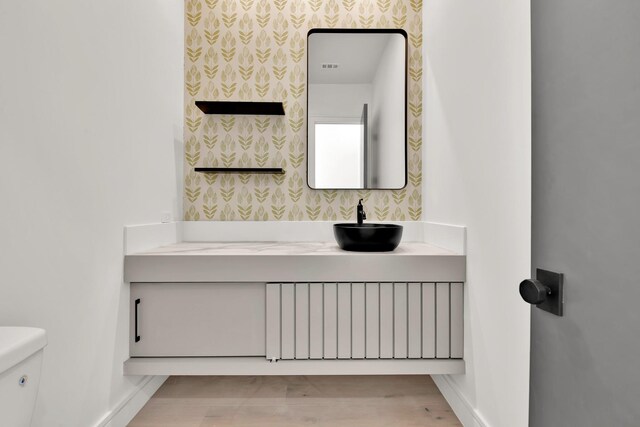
[379,283,394,358]
[295,283,309,360]
[436,282,451,358]
[394,283,408,359]
[323,283,338,359]
[365,282,380,359]
[422,283,436,358]
[337,283,351,359]
[281,283,295,360]
[352,283,366,359]
[450,283,464,358]
[408,283,422,358]
[309,283,323,359]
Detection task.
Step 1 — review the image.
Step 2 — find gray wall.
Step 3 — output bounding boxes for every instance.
[531,0,640,425]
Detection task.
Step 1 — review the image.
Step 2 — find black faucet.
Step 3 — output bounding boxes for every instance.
[357,199,367,225]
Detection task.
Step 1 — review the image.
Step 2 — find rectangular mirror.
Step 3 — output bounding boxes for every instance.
[307,29,407,190]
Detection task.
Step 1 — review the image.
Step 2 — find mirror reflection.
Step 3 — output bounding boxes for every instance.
[307,30,407,190]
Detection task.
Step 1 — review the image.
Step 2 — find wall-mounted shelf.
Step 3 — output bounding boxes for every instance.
[195,101,285,116]
[195,167,285,175]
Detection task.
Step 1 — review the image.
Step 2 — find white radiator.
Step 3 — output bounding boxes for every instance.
[266,282,463,361]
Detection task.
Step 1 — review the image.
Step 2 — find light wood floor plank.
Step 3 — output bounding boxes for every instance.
[128,376,461,427]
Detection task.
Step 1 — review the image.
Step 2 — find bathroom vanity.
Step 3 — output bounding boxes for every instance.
[123,241,466,375]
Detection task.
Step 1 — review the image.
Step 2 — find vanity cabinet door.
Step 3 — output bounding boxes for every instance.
[266,282,463,360]
[130,282,265,357]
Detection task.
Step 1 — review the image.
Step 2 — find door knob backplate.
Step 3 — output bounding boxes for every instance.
[524,268,564,316]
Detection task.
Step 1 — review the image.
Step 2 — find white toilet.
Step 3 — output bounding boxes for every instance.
[0,327,47,427]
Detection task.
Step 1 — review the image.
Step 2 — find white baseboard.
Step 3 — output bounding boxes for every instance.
[95,375,168,427]
[432,375,490,427]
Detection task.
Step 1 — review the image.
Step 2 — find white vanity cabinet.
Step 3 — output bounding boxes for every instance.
[130,283,265,357]
[124,242,466,376]
[266,282,464,361]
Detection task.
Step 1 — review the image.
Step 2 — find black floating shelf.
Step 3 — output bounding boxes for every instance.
[195,167,285,175]
[195,101,285,116]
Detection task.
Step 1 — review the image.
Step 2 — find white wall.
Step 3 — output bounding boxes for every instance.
[423,1,531,427]
[308,83,372,117]
[313,123,363,188]
[308,83,371,188]
[0,1,183,426]
[371,35,406,188]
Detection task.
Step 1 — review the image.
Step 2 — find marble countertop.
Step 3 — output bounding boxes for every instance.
[131,241,459,257]
[125,241,465,283]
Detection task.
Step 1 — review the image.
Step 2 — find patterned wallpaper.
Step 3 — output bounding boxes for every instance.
[183,0,422,221]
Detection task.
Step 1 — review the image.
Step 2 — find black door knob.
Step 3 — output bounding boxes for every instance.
[519,279,551,305]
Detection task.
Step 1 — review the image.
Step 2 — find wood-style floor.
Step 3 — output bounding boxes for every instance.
[128,375,462,427]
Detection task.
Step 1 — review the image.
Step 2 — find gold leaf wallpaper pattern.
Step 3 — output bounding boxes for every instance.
[184,0,423,221]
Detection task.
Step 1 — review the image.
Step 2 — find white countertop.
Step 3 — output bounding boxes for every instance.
[132,241,459,257]
[125,241,465,283]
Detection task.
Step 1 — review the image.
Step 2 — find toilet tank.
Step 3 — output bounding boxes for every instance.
[0,327,47,427]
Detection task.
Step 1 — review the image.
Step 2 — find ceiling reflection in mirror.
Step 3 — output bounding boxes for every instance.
[307,30,407,190]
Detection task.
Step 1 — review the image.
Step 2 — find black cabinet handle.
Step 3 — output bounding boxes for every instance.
[134,298,141,343]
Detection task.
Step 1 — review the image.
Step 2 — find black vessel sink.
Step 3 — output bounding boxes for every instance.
[333,223,404,252]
